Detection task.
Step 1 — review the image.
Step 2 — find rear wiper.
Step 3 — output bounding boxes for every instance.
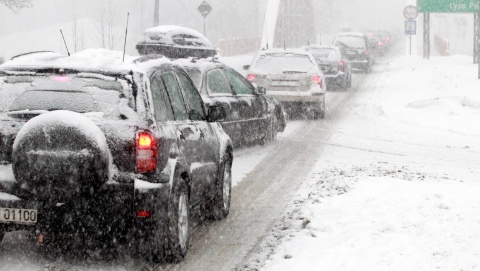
[7,110,48,119]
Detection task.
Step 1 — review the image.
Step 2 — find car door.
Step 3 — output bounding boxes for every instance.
[205,68,243,144]
[223,67,269,143]
[149,72,178,173]
[159,71,210,205]
[174,69,219,197]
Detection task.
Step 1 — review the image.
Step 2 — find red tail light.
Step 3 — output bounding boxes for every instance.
[378,41,383,46]
[339,60,345,72]
[363,50,370,56]
[137,210,151,218]
[246,74,256,82]
[312,75,323,88]
[136,131,157,173]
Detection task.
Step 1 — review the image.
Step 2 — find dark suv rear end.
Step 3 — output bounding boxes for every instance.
[333,32,373,73]
[0,50,233,262]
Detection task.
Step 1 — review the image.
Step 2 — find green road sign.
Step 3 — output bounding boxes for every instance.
[417,0,479,13]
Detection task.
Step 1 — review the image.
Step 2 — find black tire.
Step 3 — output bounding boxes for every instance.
[261,114,278,144]
[0,228,4,244]
[314,102,326,119]
[165,178,190,262]
[208,154,232,220]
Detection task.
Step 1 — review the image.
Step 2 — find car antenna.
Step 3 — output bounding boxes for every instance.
[122,12,130,62]
[263,11,269,50]
[59,29,70,56]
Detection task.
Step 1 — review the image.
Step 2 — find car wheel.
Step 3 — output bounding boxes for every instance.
[267,114,279,143]
[165,178,190,262]
[317,102,326,119]
[208,153,232,220]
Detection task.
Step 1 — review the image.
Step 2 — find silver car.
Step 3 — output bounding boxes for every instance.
[244,49,326,119]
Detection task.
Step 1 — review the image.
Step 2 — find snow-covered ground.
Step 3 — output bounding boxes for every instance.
[247,54,480,271]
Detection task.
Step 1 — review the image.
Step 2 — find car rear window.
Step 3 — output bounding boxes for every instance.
[0,75,135,120]
[253,53,315,74]
[307,48,339,61]
[334,36,367,49]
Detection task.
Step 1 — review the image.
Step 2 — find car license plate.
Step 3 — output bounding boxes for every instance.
[271,81,298,87]
[0,208,37,224]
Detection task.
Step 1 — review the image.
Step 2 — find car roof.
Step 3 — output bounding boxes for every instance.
[0,49,173,77]
[335,32,365,37]
[258,48,312,55]
[174,57,225,74]
[302,45,338,50]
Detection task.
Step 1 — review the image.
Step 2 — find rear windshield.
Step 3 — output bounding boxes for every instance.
[0,75,134,119]
[307,48,339,61]
[253,53,315,74]
[334,36,367,49]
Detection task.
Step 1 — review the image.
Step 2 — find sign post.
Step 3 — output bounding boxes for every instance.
[197,1,212,36]
[405,20,417,55]
[478,0,480,78]
[404,5,418,56]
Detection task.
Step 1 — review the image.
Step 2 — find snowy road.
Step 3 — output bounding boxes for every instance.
[0,72,367,271]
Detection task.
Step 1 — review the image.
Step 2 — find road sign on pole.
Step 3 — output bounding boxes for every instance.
[198,1,212,36]
[405,20,416,55]
[404,5,419,20]
[198,1,212,18]
[405,20,417,35]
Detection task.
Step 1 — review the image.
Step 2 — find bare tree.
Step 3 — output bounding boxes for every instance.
[94,0,122,50]
[0,0,32,12]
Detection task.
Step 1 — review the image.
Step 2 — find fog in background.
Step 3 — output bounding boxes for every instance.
[0,0,440,58]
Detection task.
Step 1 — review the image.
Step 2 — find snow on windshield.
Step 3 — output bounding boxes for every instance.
[253,53,315,74]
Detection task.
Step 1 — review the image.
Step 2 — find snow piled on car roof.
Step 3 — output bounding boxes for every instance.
[1,49,171,75]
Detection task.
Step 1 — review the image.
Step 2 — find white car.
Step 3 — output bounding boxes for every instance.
[244,49,326,119]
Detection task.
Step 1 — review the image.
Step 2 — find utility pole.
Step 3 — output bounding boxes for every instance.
[154,0,159,27]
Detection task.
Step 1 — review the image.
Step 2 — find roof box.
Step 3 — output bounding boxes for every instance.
[136,25,217,59]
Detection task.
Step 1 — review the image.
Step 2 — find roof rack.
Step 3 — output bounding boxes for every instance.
[11,51,56,60]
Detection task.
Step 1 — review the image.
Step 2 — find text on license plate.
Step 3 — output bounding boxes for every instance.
[0,208,37,224]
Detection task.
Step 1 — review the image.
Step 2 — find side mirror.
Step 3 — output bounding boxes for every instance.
[243,65,250,70]
[255,86,266,95]
[207,105,226,122]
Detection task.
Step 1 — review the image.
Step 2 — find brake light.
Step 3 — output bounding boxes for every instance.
[339,60,345,72]
[137,210,151,218]
[246,74,256,82]
[136,131,157,173]
[50,75,72,82]
[312,75,323,88]
[364,50,370,56]
[378,41,383,46]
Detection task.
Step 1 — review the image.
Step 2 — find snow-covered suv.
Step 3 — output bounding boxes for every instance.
[0,49,233,262]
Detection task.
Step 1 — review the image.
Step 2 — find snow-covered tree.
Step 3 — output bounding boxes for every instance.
[0,0,32,12]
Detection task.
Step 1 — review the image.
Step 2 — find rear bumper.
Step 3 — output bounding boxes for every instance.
[267,92,325,103]
[0,174,170,244]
